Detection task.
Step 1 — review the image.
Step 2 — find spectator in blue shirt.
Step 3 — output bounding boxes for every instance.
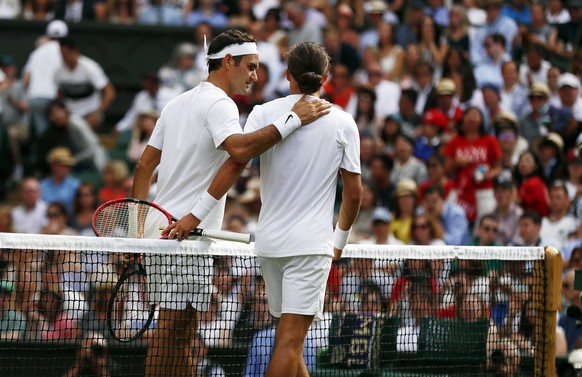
[243,324,316,377]
[420,185,470,245]
[471,0,518,64]
[40,147,81,213]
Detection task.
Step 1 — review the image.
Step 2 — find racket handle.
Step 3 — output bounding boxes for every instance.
[191,229,252,244]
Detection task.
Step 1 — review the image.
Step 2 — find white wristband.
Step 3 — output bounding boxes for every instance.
[272,111,301,139]
[190,192,220,221]
[333,223,351,250]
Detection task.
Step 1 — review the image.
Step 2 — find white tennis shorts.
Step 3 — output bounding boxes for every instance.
[258,255,332,321]
[145,253,213,311]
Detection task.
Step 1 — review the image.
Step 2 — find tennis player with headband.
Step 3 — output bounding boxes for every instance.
[168,41,363,377]
[132,30,331,377]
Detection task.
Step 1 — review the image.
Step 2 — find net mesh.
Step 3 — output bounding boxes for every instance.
[0,233,551,377]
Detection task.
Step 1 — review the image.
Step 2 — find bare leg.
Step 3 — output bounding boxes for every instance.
[145,305,197,377]
[266,313,314,377]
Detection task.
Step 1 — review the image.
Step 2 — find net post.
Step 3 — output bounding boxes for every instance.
[534,246,562,377]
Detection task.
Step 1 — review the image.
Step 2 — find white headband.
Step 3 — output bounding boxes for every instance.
[204,35,258,61]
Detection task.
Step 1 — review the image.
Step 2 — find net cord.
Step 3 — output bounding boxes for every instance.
[0,232,545,260]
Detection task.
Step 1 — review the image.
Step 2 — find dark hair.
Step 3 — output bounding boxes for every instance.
[47,99,68,117]
[73,182,98,215]
[371,154,393,171]
[459,106,486,135]
[520,210,542,225]
[48,202,69,223]
[207,30,256,73]
[400,88,418,104]
[286,42,330,94]
[423,184,444,198]
[487,33,506,48]
[265,7,281,22]
[59,37,78,50]
[514,149,545,184]
[479,213,498,226]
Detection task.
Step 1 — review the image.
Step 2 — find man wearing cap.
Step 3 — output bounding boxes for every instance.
[23,20,68,136]
[494,111,528,170]
[40,147,81,212]
[432,78,463,128]
[414,109,447,161]
[360,207,404,245]
[520,82,577,145]
[557,72,582,121]
[132,30,330,377]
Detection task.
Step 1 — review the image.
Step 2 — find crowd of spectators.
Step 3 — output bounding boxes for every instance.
[1,0,582,374]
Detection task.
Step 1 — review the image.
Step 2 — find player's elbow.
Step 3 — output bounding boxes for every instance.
[228,147,252,165]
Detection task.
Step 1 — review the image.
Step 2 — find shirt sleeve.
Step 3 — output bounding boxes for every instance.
[86,58,109,91]
[243,104,265,134]
[339,115,361,174]
[206,97,243,149]
[147,116,165,150]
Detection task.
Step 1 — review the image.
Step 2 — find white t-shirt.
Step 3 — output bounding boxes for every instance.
[540,215,579,251]
[148,82,242,230]
[54,55,109,116]
[244,94,361,257]
[24,40,63,99]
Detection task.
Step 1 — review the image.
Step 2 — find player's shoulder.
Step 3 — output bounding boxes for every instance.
[328,105,358,128]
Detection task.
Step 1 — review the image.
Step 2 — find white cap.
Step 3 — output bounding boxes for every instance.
[558,72,581,90]
[46,20,68,39]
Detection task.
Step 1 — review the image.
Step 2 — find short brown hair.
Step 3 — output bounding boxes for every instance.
[207,29,256,73]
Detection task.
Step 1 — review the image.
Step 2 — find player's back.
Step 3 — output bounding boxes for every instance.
[244,94,360,257]
[148,82,241,228]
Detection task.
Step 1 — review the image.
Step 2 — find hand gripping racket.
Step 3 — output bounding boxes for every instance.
[92,198,251,243]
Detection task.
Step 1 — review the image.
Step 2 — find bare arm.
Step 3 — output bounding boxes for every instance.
[99,82,116,113]
[132,145,161,200]
[334,169,363,260]
[165,158,247,240]
[165,96,331,239]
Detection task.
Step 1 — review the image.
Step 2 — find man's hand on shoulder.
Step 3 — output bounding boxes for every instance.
[291,94,332,126]
[163,214,201,241]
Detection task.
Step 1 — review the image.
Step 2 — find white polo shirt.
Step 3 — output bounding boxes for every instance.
[244,95,361,257]
[24,40,62,99]
[54,55,109,116]
[148,81,242,230]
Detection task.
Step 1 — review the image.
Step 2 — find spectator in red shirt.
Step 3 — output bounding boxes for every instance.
[514,149,550,216]
[443,107,503,222]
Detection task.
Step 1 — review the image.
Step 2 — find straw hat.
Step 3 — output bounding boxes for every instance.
[394,179,418,197]
[48,147,75,166]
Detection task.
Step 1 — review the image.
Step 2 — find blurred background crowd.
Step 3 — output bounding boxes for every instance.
[1,0,582,374]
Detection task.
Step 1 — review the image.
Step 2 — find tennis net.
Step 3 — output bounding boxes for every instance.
[0,232,560,377]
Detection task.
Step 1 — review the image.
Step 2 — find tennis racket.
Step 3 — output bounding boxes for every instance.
[107,255,156,342]
[92,198,252,243]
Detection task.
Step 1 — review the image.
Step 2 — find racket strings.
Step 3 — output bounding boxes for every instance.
[94,202,170,239]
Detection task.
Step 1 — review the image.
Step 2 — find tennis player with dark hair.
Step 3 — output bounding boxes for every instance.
[171,41,363,377]
[132,30,330,376]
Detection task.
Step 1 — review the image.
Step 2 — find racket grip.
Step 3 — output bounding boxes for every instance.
[194,229,252,244]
